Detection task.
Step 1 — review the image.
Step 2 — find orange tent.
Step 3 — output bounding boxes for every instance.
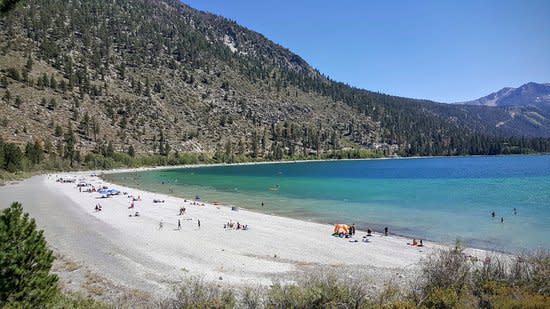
[333,224,350,235]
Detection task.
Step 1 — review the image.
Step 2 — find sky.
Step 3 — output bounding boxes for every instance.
[183,1,550,103]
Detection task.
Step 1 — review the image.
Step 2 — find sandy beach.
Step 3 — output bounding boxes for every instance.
[0,171,491,299]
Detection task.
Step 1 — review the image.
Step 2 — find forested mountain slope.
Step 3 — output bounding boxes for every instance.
[1,0,549,162]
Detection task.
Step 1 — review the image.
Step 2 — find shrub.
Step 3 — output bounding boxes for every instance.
[266,271,370,309]
[164,277,236,309]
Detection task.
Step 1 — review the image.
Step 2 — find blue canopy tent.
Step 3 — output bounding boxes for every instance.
[97,188,109,195]
[108,188,121,195]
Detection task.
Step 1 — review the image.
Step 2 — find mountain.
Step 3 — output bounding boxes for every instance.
[1,0,549,161]
[461,82,550,107]
[456,82,550,138]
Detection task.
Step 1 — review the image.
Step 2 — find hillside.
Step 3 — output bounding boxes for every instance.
[1,0,549,163]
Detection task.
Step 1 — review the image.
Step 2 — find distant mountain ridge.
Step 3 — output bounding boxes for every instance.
[461,82,550,107]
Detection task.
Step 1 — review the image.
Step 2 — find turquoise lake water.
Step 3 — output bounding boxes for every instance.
[104,155,550,253]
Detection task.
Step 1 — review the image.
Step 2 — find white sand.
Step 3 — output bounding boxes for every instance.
[0,171,491,295]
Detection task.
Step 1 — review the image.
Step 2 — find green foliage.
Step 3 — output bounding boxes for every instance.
[413,245,550,309]
[165,277,236,309]
[127,145,135,157]
[6,67,20,81]
[0,76,8,88]
[0,0,21,13]
[14,95,21,108]
[47,97,57,110]
[24,141,43,165]
[49,292,109,309]
[1,141,23,172]
[0,202,58,307]
[54,124,63,137]
[266,272,370,308]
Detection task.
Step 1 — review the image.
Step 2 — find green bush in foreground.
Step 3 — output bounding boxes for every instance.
[0,202,58,308]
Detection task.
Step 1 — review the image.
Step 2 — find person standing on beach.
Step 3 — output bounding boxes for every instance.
[178,219,181,230]
[198,219,201,229]
[159,219,163,230]
[384,227,388,236]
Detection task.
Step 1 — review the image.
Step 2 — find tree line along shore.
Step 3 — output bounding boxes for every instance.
[3,135,550,186]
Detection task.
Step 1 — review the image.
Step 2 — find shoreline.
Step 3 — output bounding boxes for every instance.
[51,171,491,284]
[101,159,536,255]
[0,165,512,298]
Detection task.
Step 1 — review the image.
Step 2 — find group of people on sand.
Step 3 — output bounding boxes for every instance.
[224,221,248,230]
[409,238,424,247]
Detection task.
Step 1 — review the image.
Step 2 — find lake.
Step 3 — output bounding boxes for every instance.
[104,155,550,253]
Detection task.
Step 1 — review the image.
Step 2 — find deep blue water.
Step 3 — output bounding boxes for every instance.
[104,155,550,253]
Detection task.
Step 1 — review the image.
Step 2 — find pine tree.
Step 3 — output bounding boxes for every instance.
[14,96,22,108]
[127,145,135,157]
[0,202,58,307]
[25,55,33,72]
[3,89,11,103]
[2,143,22,172]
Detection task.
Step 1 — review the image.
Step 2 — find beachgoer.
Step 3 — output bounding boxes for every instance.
[351,224,356,236]
[159,220,164,230]
[178,219,181,230]
[261,201,264,207]
[501,217,504,223]
[198,219,201,229]
[491,211,495,218]
[513,208,517,215]
[384,227,388,236]
[419,239,423,247]
[367,229,372,236]
[412,239,418,246]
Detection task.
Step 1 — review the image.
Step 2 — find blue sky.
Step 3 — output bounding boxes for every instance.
[184,1,550,103]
